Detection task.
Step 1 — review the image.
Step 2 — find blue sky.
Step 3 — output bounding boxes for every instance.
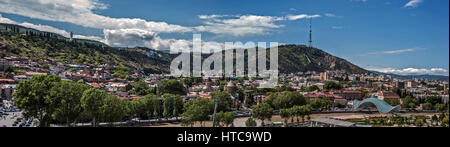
[0,0,448,75]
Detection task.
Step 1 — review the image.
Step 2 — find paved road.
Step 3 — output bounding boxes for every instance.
[51,117,183,127]
[0,111,24,127]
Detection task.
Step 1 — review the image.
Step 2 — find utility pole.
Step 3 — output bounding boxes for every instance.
[212,98,219,127]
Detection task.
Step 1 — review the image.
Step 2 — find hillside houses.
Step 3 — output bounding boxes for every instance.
[0,55,448,111]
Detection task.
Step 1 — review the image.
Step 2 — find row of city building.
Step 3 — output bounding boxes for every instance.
[1,56,449,110]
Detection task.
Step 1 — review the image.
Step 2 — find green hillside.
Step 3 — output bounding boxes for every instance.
[0,23,173,74]
[277,45,368,74]
[0,23,368,75]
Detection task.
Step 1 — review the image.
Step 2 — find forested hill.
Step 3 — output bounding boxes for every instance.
[277,45,368,74]
[0,23,173,74]
[0,23,368,75]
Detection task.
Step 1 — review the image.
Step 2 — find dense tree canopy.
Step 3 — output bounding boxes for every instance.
[129,79,154,96]
[50,80,91,126]
[272,91,308,110]
[211,91,233,112]
[101,95,129,126]
[182,98,214,127]
[157,79,186,95]
[309,98,329,109]
[324,81,342,90]
[12,75,216,127]
[182,77,203,87]
[214,111,235,127]
[292,105,312,122]
[263,92,278,109]
[245,117,257,127]
[306,85,320,92]
[436,104,446,112]
[14,75,132,127]
[423,102,433,110]
[81,88,109,127]
[403,96,419,109]
[425,96,441,105]
[384,99,401,106]
[251,103,274,126]
[14,75,62,127]
[160,94,183,119]
[279,108,292,126]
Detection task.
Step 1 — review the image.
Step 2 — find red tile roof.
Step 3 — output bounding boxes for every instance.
[88,82,101,88]
[379,91,400,99]
[342,90,362,93]
[0,79,15,82]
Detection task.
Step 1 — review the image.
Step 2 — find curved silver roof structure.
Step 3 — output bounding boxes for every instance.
[354,98,401,114]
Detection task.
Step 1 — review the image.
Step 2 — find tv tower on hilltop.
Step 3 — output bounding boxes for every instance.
[308,18,313,48]
[70,32,73,42]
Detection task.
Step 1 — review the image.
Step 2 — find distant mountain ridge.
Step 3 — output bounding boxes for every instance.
[1,23,369,75]
[371,71,449,81]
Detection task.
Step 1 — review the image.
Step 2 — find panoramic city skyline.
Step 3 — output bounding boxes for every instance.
[1,0,449,132]
[0,0,448,76]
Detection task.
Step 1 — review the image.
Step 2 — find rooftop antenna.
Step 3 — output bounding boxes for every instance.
[308,17,313,48]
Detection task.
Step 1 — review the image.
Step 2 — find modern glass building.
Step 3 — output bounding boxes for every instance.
[353,98,401,114]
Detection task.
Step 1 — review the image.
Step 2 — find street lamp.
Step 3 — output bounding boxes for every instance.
[212,98,220,127]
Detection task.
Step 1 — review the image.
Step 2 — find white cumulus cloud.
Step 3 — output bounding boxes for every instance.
[361,48,420,56]
[350,0,368,3]
[370,67,449,76]
[0,0,322,50]
[404,0,424,8]
[286,14,321,21]
[103,29,229,52]
[0,14,103,42]
[0,0,192,33]
[196,15,285,36]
